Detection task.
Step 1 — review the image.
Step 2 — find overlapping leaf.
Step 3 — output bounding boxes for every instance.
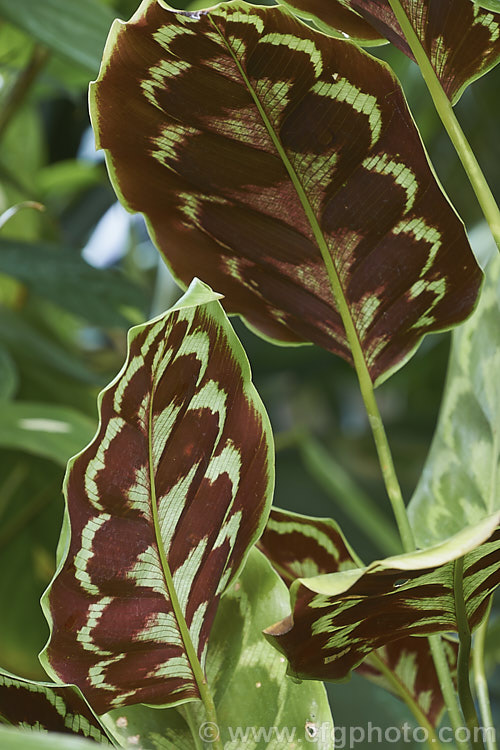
[284,0,500,103]
[265,513,500,685]
[0,670,110,744]
[107,549,333,750]
[409,253,500,547]
[90,0,481,385]
[40,279,274,714]
[259,508,457,727]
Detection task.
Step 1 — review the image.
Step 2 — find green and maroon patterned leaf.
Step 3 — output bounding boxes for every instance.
[0,670,110,744]
[90,1,481,386]
[258,508,457,727]
[283,0,500,103]
[265,512,500,685]
[40,278,274,715]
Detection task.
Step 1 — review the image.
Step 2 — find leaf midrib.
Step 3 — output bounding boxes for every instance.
[207,9,374,387]
[147,377,208,701]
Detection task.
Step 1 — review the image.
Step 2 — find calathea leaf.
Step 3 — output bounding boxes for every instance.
[265,513,500,685]
[40,278,274,714]
[106,549,333,750]
[259,508,457,728]
[90,0,481,385]
[282,0,500,104]
[409,253,500,547]
[0,669,111,744]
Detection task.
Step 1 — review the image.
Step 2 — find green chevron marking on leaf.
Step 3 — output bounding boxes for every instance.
[40,278,274,715]
[283,0,500,103]
[90,0,481,385]
[258,508,457,728]
[106,548,333,750]
[0,670,111,743]
[409,253,500,548]
[265,513,500,687]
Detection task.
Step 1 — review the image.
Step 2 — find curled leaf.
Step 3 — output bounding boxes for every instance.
[265,513,500,685]
[40,279,274,714]
[259,508,457,727]
[90,0,481,385]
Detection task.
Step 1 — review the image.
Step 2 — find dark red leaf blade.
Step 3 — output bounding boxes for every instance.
[258,507,457,727]
[284,0,500,103]
[40,279,274,714]
[0,669,111,744]
[90,1,481,386]
[265,514,500,687]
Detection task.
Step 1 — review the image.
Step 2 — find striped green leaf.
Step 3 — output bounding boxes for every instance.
[409,253,500,547]
[40,278,274,714]
[90,1,481,385]
[0,670,111,744]
[259,508,457,727]
[106,549,333,749]
[265,513,500,685]
[283,0,500,103]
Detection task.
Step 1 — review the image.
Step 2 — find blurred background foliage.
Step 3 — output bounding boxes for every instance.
[0,0,498,743]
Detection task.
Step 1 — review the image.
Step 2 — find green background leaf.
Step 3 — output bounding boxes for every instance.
[0,727,104,750]
[0,402,95,466]
[0,238,147,326]
[0,0,116,75]
[409,253,500,546]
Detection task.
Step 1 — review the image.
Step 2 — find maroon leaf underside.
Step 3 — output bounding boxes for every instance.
[289,0,500,103]
[265,527,500,685]
[43,301,272,714]
[91,1,481,385]
[258,507,458,726]
[0,673,110,743]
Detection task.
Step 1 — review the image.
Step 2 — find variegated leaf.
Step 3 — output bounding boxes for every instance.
[0,670,110,744]
[259,508,457,727]
[40,279,274,714]
[409,253,500,547]
[106,548,333,750]
[90,0,481,385]
[265,513,500,685]
[284,0,500,103]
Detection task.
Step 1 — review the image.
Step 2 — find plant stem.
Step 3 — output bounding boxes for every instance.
[0,45,50,142]
[211,6,416,553]
[473,601,498,750]
[370,651,443,749]
[387,0,500,253]
[299,433,402,555]
[428,635,470,750]
[454,558,485,750]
